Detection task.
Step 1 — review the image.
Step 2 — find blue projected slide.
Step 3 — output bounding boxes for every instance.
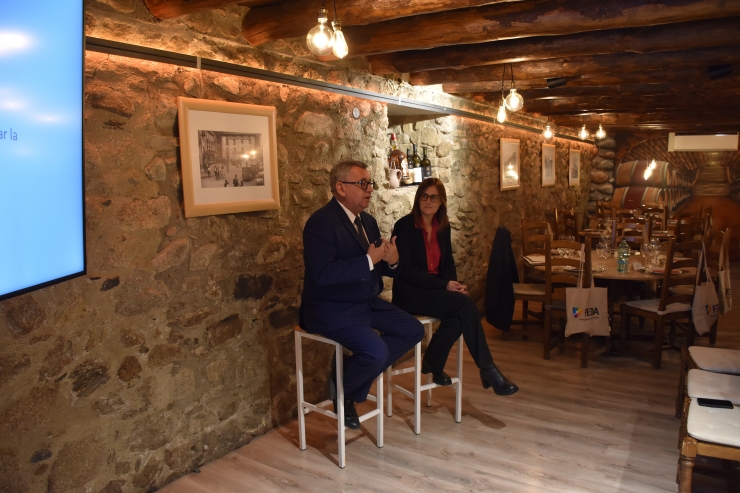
[0,1,85,300]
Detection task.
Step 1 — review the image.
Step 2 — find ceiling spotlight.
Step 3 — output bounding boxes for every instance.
[306,7,334,56]
[546,77,568,89]
[543,124,553,139]
[579,125,589,140]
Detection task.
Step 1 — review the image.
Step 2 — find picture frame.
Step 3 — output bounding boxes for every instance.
[500,138,520,191]
[177,97,280,218]
[542,143,556,187]
[569,149,581,186]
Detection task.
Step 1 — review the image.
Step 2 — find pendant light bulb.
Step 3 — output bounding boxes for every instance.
[331,20,348,59]
[306,8,334,56]
[649,157,657,170]
[504,88,524,112]
[644,166,653,180]
[543,124,553,140]
[496,98,507,123]
[579,125,589,140]
[595,124,606,140]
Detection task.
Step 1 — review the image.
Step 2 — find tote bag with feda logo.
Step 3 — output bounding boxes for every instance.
[565,245,610,337]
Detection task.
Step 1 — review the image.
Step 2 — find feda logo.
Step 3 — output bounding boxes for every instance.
[572,307,599,318]
[705,304,719,316]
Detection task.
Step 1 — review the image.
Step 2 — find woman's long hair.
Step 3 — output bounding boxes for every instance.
[411,177,449,231]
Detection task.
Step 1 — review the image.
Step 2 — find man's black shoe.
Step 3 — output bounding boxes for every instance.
[421,359,452,386]
[328,361,361,430]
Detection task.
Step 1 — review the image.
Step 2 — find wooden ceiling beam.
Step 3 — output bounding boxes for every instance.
[338,0,740,58]
[443,70,739,93]
[550,111,740,126]
[368,17,740,75]
[412,46,740,85]
[144,0,274,20]
[241,0,519,46]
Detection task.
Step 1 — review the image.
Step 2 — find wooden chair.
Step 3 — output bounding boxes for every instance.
[678,400,740,493]
[543,239,597,367]
[512,228,550,337]
[673,213,695,242]
[675,346,740,418]
[554,207,574,238]
[558,212,579,239]
[615,218,646,250]
[641,204,667,232]
[615,208,636,221]
[620,240,702,369]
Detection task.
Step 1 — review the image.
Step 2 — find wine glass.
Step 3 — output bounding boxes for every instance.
[596,241,610,271]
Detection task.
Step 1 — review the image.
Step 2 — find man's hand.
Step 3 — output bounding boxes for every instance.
[382,236,399,265]
[367,241,386,265]
[446,280,469,295]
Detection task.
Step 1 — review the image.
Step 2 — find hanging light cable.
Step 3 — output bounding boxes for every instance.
[579,116,589,140]
[306,4,334,56]
[595,114,606,140]
[496,66,507,123]
[504,64,524,112]
[331,0,348,59]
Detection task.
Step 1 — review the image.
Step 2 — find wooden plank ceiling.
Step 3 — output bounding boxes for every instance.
[145,0,740,135]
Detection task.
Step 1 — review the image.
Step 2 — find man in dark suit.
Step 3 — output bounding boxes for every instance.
[301,160,424,429]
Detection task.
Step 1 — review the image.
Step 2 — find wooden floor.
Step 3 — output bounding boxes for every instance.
[161,271,740,493]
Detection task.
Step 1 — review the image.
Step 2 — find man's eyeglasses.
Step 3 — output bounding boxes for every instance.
[420,193,441,204]
[339,180,376,191]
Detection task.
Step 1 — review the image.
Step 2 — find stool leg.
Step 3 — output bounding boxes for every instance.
[335,345,346,469]
[414,340,421,435]
[455,334,463,423]
[376,372,384,448]
[426,322,433,407]
[385,367,393,417]
[295,331,307,451]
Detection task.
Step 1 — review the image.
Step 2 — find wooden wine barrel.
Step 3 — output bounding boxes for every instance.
[611,186,663,209]
[615,160,674,187]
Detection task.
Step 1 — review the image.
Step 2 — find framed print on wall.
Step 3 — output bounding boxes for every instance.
[542,143,555,187]
[500,138,520,191]
[177,97,280,218]
[569,149,581,186]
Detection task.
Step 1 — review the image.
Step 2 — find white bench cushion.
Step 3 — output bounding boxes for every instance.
[624,298,690,315]
[687,399,740,448]
[689,346,740,375]
[687,369,740,404]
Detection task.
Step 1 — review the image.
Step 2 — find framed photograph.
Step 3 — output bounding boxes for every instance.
[500,138,520,191]
[177,97,279,217]
[542,143,556,187]
[569,149,581,186]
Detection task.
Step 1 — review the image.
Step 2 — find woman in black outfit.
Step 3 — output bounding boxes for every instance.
[392,178,518,395]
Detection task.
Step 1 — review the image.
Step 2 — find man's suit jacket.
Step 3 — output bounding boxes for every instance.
[391,213,457,311]
[300,197,398,332]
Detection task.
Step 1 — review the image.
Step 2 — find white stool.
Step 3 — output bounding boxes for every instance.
[294,326,383,469]
[676,346,740,417]
[385,316,462,435]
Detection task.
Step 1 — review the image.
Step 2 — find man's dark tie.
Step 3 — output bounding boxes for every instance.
[354,216,370,251]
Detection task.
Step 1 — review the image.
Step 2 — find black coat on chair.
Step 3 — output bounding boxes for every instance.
[485,226,519,331]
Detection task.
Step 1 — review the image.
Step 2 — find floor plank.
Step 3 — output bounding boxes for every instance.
[160,266,740,493]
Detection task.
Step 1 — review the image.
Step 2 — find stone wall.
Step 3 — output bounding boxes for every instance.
[0,4,595,492]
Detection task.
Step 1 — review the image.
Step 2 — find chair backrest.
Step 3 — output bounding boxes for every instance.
[522,218,552,255]
[674,213,695,242]
[596,201,613,219]
[641,205,667,231]
[658,240,704,311]
[559,212,579,239]
[554,207,574,236]
[615,208,636,220]
[546,240,592,306]
[616,218,646,250]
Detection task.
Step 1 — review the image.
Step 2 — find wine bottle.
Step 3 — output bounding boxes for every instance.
[421,146,432,180]
[402,147,413,185]
[412,144,422,184]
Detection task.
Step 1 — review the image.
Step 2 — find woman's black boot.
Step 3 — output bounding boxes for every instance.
[480,363,518,395]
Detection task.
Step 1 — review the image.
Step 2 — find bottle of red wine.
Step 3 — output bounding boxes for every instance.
[412,144,422,184]
[421,146,432,180]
